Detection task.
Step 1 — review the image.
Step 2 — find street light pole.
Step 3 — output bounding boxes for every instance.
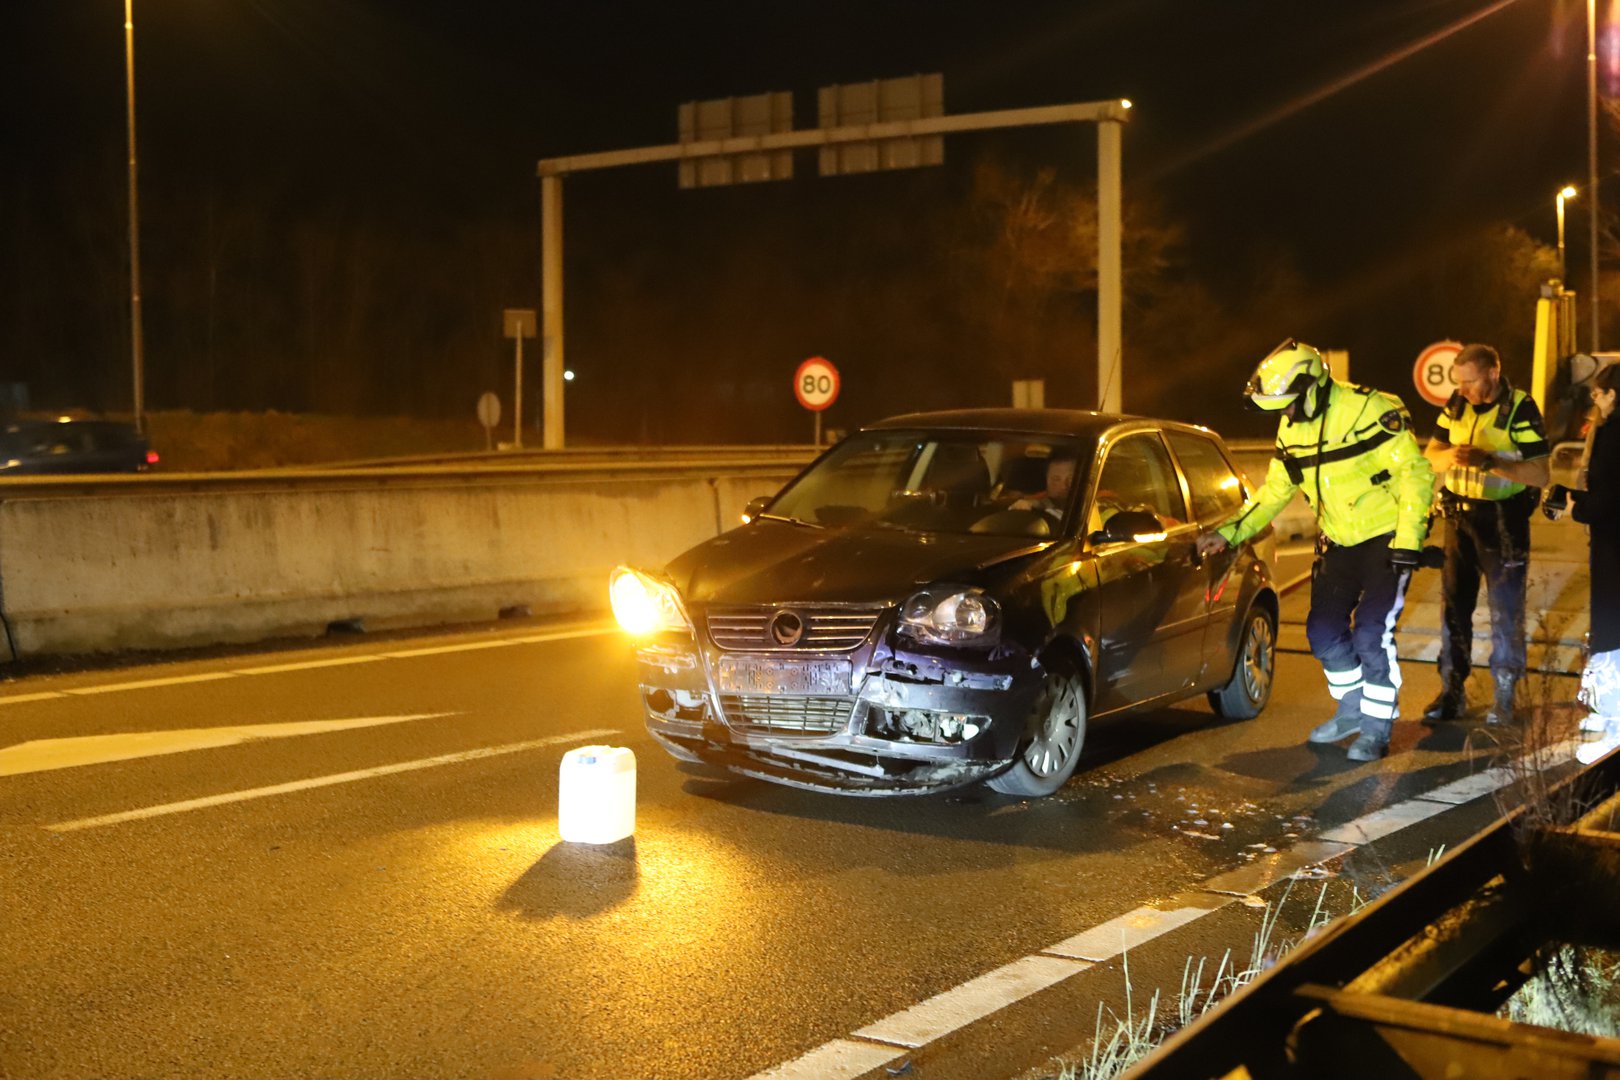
[1559,185,1577,283]
[1589,0,1600,353]
[124,0,146,434]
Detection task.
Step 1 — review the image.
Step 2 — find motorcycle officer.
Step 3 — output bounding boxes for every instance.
[1197,340,1435,760]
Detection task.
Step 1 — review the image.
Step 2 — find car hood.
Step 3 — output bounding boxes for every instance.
[663,520,1053,606]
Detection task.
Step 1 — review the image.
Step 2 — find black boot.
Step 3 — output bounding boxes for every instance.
[1347,732,1389,761]
[1486,673,1519,726]
[1309,689,1363,744]
[1422,679,1467,721]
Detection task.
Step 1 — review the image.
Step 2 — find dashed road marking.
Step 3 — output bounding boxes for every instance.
[747,1039,909,1080]
[853,955,1091,1048]
[64,672,237,696]
[45,727,618,832]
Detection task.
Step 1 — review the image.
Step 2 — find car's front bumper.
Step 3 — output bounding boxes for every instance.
[633,634,1041,796]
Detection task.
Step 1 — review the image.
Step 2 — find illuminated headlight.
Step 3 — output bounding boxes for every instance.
[899,587,1000,646]
[609,567,691,636]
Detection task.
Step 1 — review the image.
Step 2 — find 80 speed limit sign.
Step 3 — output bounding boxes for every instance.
[794,356,840,412]
[1412,340,1463,408]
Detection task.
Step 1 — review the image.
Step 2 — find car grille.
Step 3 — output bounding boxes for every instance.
[718,694,856,734]
[706,605,886,651]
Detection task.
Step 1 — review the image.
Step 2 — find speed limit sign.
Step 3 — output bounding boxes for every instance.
[794,356,840,412]
[1412,340,1463,407]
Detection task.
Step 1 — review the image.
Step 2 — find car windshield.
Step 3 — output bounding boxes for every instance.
[765,430,1094,538]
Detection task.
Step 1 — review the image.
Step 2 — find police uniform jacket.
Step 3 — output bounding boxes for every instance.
[1219,380,1434,551]
[1433,380,1550,505]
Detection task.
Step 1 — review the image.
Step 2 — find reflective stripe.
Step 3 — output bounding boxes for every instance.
[1362,683,1397,703]
[1324,666,1363,686]
[1360,700,1398,720]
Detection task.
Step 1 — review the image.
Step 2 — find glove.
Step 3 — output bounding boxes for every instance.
[1195,531,1231,557]
[1388,547,1421,572]
[1543,484,1570,520]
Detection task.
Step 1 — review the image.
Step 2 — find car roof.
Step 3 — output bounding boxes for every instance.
[862,408,1226,444]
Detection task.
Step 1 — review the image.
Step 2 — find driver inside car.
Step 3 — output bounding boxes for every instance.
[1011,452,1079,521]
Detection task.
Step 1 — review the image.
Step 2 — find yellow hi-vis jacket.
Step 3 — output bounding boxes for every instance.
[1218,380,1435,551]
[1433,384,1550,501]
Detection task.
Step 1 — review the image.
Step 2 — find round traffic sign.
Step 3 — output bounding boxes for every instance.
[1412,341,1463,408]
[794,357,840,412]
[476,391,501,429]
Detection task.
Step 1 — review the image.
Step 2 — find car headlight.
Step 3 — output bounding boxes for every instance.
[609,567,691,635]
[899,587,1000,646]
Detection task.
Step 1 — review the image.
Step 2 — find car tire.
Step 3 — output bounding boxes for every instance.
[1207,606,1276,720]
[987,673,1088,797]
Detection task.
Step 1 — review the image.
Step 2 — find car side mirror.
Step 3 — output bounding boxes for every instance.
[1092,509,1166,546]
[742,496,771,524]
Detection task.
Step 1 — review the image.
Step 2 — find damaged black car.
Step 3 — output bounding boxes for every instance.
[610,409,1278,797]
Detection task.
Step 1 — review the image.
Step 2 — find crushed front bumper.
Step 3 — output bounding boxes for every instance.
[633,633,1042,796]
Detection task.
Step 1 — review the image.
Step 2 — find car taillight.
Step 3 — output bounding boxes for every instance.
[145,450,160,465]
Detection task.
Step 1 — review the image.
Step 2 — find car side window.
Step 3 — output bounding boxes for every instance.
[1088,432,1186,537]
[1166,432,1245,523]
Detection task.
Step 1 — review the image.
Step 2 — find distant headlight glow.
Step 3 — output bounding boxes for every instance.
[899,586,1000,646]
[609,567,690,636]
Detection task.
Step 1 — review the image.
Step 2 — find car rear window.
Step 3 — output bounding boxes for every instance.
[1166,431,1245,523]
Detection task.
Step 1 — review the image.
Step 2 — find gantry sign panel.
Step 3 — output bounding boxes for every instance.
[677,91,794,188]
[817,74,944,176]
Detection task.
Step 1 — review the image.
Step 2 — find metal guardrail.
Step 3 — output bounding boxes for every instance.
[1130,748,1620,1079]
[316,444,821,470]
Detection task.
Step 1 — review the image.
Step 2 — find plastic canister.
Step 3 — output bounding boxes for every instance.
[557,745,636,844]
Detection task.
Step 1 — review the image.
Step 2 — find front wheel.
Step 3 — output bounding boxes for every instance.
[1207,607,1276,720]
[988,673,1088,797]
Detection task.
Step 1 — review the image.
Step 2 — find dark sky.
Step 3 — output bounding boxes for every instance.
[1,0,1606,436]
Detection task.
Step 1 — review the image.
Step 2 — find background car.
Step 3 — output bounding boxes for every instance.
[611,409,1278,798]
[0,419,156,475]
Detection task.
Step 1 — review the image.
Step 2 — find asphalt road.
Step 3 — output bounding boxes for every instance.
[0,583,1569,1080]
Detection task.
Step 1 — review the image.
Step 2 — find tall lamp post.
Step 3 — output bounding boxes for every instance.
[124,0,146,434]
[1588,0,1600,353]
[1559,184,1578,283]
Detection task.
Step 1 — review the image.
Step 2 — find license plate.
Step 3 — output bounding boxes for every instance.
[715,656,852,695]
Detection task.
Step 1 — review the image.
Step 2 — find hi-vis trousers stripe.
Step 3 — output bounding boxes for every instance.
[1324,666,1364,700]
[1361,682,1398,720]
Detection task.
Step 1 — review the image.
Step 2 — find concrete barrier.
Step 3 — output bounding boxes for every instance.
[0,464,804,659]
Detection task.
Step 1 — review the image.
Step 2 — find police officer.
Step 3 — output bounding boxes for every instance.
[1420,343,1551,725]
[1197,341,1434,760]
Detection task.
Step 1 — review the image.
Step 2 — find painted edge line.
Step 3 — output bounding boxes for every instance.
[44,727,618,833]
[0,624,617,705]
[739,750,1570,1080]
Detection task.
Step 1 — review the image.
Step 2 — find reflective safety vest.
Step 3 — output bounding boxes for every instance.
[1434,384,1550,501]
[1219,380,1434,550]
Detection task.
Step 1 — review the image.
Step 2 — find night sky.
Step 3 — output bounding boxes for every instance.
[1,1,1607,442]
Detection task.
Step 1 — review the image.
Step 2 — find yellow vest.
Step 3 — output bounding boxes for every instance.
[1434,386,1549,500]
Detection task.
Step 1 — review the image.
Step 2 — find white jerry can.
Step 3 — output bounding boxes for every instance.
[557,745,637,844]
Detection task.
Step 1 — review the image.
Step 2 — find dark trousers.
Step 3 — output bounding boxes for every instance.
[1306,532,1411,739]
[1437,495,1531,685]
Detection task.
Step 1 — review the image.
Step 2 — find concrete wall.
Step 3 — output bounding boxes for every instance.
[0,465,804,659]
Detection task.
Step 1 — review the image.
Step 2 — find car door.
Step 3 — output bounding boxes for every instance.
[1087,430,1208,712]
[1165,431,1251,683]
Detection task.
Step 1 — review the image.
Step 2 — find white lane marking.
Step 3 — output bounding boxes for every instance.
[0,714,452,778]
[45,728,618,832]
[746,748,1577,1079]
[64,672,237,696]
[1043,904,1220,962]
[383,627,610,659]
[0,692,68,707]
[235,655,386,675]
[745,1039,909,1080]
[1412,767,1517,805]
[852,955,1091,1048]
[1316,798,1451,844]
[0,623,617,707]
